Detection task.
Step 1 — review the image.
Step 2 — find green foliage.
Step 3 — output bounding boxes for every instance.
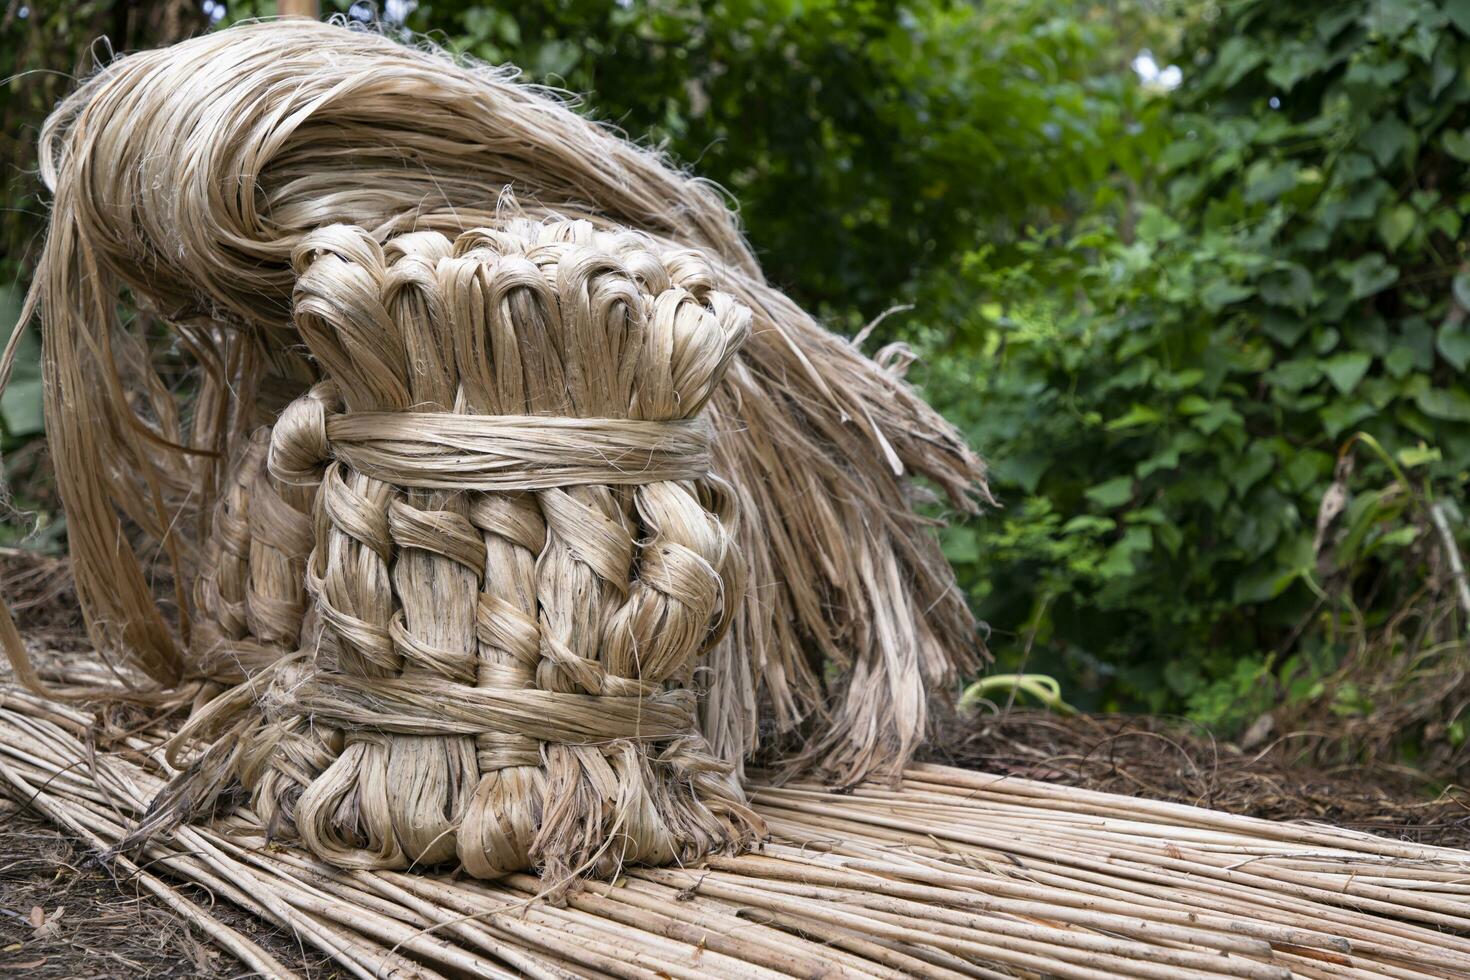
[0,286,40,444]
[929,0,1470,752]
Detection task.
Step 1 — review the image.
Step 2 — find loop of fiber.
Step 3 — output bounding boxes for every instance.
[9,18,991,794]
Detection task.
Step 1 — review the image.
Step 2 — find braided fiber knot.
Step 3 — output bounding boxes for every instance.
[234,217,762,881]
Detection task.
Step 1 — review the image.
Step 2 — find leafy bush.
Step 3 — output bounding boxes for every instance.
[929,0,1470,765]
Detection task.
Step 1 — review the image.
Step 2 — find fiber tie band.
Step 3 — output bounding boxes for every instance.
[293,674,696,743]
[272,400,713,491]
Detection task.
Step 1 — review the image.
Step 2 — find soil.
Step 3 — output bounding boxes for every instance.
[1,550,1467,976]
[0,803,330,979]
[928,709,1470,849]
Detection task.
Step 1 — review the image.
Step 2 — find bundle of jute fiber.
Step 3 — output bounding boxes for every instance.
[227,218,757,878]
[2,18,989,794]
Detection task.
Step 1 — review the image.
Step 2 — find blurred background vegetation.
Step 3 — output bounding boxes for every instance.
[3,0,1468,779]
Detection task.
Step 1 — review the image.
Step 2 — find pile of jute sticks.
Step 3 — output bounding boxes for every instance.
[3,670,1467,979]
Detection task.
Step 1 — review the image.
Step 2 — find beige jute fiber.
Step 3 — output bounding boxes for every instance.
[2,18,990,877]
[200,218,759,878]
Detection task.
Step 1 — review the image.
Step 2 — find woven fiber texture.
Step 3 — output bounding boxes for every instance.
[196,219,759,878]
[6,18,989,797]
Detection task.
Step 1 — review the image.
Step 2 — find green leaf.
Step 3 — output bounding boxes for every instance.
[1284,451,1329,491]
[1320,399,1376,437]
[1266,359,1321,392]
[1443,129,1470,163]
[1454,273,1470,310]
[1230,446,1275,497]
[1396,444,1442,467]
[1321,351,1373,394]
[1084,476,1135,509]
[1362,0,1428,39]
[1209,37,1266,89]
[0,378,43,438]
[1384,345,1418,377]
[1136,207,1182,242]
[1335,153,1377,183]
[1000,452,1051,494]
[0,287,41,439]
[1439,318,1470,371]
[1176,394,1213,415]
[532,39,582,79]
[1375,525,1421,550]
[1375,204,1416,250]
[1141,430,1206,480]
[1098,526,1153,579]
[1156,368,1205,392]
[1244,161,1299,204]
[1201,280,1255,311]
[1106,403,1165,430]
[1318,7,1359,41]
[1344,254,1399,300]
[1125,507,1168,526]
[1061,516,1115,536]
[1265,41,1325,92]
[1361,116,1413,168]
[1402,317,1438,369]
[1261,313,1310,346]
[1414,386,1470,422]
[1448,0,1470,35]
[1234,565,1301,604]
[1346,59,1410,89]
[1436,208,1466,240]
[1432,40,1459,95]
[1259,264,1313,310]
[941,527,980,564]
[1192,402,1244,435]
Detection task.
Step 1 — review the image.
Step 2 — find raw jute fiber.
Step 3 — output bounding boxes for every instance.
[3,16,989,869]
[194,218,757,879]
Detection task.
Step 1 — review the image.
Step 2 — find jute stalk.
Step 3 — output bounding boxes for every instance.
[3,663,1469,979]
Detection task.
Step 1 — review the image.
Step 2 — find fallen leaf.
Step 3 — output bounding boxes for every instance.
[189,937,219,973]
[1240,711,1276,751]
[1313,477,1349,555]
[31,905,65,940]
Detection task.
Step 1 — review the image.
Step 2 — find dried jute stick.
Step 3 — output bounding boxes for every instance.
[194,218,761,880]
[4,677,1469,980]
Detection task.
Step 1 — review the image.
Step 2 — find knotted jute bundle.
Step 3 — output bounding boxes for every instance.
[183,218,759,877]
[3,18,991,865]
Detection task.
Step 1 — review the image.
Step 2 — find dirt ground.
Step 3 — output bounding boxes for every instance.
[1,551,1467,976]
[0,552,325,977]
[929,709,1469,849]
[0,803,332,978]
